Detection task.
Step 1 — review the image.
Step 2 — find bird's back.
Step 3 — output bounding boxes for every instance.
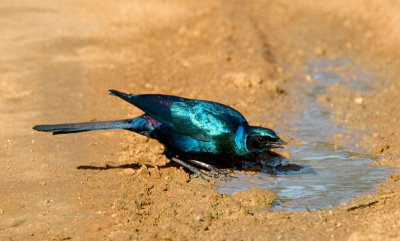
[110,90,248,146]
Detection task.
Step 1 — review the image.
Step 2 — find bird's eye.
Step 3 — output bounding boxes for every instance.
[257,137,263,142]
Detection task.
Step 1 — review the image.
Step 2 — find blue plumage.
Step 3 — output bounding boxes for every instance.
[34,90,286,180]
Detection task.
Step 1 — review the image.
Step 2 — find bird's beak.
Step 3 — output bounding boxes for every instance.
[270,139,288,149]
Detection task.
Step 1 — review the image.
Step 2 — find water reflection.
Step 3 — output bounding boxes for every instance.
[219,58,391,211]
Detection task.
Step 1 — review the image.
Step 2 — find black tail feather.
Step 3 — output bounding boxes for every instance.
[33,119,134,135]
[109,89,134,103]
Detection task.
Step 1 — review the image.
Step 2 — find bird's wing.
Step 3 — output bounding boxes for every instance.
[109,90,248,141]
[169,100,248,141]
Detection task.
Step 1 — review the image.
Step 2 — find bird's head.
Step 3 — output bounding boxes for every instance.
[246,126,287,152]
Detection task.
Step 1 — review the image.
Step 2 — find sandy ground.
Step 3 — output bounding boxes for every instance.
[1,0,400,240]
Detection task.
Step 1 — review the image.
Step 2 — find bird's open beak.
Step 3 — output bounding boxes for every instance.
[270,139,288,149]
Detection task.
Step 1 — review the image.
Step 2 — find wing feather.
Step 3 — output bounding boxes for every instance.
[170,101,247,141]
[110,90,248,141]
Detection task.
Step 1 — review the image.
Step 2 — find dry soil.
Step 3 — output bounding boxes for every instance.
[1,0,400,240]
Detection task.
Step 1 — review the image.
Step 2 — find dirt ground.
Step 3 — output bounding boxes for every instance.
[1,0,400,240]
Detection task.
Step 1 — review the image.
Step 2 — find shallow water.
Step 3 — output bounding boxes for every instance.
[219,58,391,212]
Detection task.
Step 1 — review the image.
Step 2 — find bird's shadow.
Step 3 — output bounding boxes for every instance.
[77,163,142,170]
[77,162,175,170]
[76,151,312,176]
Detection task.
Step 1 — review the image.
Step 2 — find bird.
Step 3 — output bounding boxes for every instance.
[33,90,287,181]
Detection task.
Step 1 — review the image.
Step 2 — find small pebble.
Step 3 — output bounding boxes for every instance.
[314,47,326,57]
[354,97,363,104]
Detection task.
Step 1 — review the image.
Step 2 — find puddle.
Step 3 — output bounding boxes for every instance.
[219,58,391,211]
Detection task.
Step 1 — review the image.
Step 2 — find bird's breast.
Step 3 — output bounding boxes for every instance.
[233,125,250,155]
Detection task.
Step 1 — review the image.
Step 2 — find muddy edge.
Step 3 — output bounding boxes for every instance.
[1,0,399,240]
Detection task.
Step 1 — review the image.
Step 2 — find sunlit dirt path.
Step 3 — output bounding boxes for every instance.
[1,0,400,240]
[0,0,132,239]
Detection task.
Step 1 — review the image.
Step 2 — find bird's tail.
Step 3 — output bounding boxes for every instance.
[33,115,155,136]
[33,119,134,135]
[109,89,134,103]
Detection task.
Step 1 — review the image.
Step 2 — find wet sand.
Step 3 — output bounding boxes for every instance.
[1,0,400,240]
